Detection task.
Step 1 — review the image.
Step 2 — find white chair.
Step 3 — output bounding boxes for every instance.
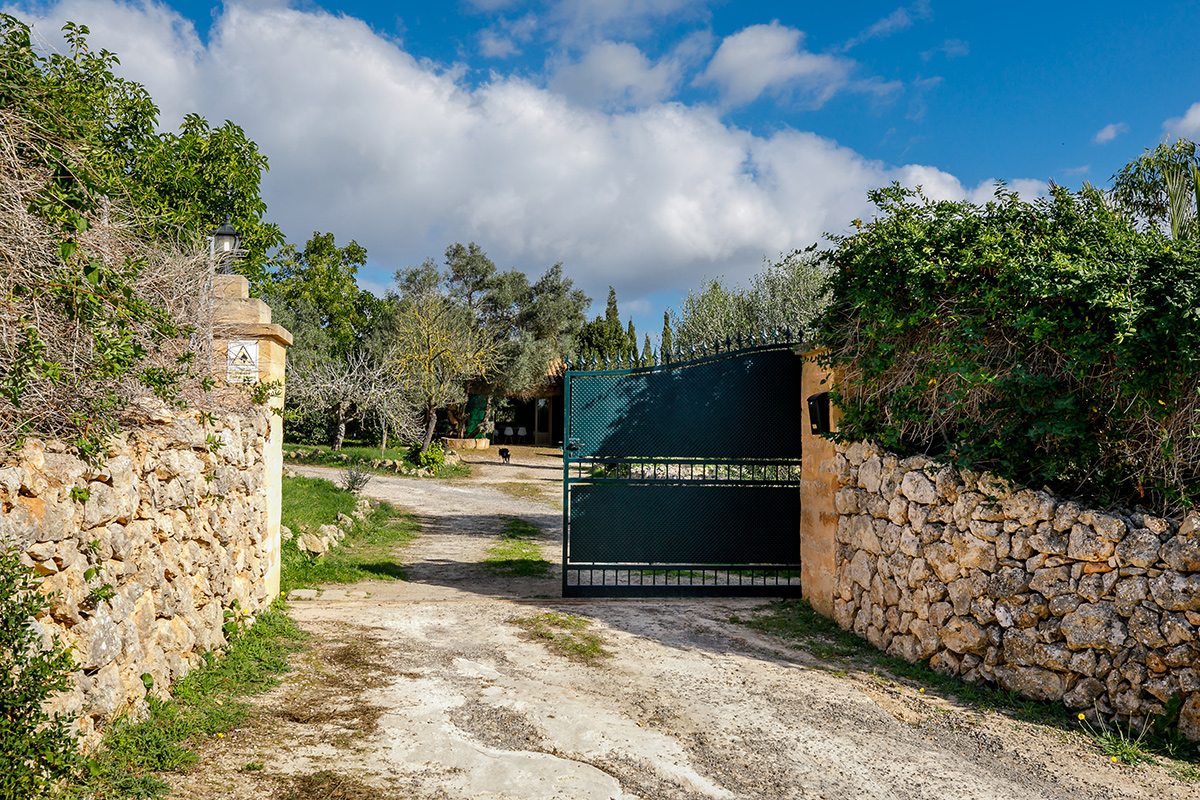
[516,426,528,444]
[502,426,514,443]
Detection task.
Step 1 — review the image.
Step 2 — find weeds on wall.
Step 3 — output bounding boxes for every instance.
[818,182,1200,514]
[74,606,305,799]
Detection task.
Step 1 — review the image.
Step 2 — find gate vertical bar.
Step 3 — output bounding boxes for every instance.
[561,368,572,598]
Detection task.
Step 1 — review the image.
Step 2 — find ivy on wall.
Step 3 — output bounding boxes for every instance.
[818,182,1200,513]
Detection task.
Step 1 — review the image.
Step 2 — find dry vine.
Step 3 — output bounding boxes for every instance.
[0,108,235,452]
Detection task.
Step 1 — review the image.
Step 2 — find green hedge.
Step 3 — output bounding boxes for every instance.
[818,183,1200,512]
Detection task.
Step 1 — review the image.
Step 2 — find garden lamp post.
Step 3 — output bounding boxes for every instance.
[210,217,243,274]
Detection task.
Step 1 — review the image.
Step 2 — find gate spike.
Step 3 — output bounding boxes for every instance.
[773,328,780,344]
[735,332,743,349]
[783,325,791,342]
[761,329,768,345]
[747,331,755,347]
[724,335,732,351]
[712,338,720,354]
[688,344,695,359]
[590,355,598,369]
[700,341,707,356]
[602,354,610,369]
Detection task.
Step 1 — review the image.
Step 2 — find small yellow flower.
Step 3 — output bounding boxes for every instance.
[1078,713,1085,720]
[919,688,925,693]
[1111,756,1118,763]
[217,733,224,739]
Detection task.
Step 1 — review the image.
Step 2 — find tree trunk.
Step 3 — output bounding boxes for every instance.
[380,410,388,457]
[421,406,437,452]
[332,401,348,450]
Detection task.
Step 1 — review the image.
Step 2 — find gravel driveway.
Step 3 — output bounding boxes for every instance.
[167,447,1194,800]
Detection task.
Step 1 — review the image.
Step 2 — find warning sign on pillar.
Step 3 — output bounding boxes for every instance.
[226,341,259,384]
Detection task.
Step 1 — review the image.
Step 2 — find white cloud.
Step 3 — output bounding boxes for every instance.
[1163,102,1200,140]
[477,12,537,59]
[548,41,680,108]
[479,29,520,58]
[3,0,1039,311]
[1092,122,1128,144]
[698,21,854,109]
[842,1,931,51]
[546,0,707,44]
[920,38,968,61]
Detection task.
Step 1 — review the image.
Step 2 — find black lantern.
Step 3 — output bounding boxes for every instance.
[210,217,242,273]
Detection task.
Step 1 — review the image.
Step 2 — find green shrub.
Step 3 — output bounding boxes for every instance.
[819,182,1200,512]
[407,441,445,471]
[0,546,81,798]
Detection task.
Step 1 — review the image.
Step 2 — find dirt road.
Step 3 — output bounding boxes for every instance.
[169,447,1194,800]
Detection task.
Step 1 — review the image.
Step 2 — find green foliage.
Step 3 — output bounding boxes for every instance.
[670,245,829,351]
[271,233,376,357]
[279,476,418,592]
[660,311,673,362]
[0,17,279,274]
[578,285,636,363]
[0,547,81,799]
[1111,138,1199,238]
[407,441,446,471]
[818,181,1200,512]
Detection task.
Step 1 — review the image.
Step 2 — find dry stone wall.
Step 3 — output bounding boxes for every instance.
[0,402,276,743]
[832,440,1200,738]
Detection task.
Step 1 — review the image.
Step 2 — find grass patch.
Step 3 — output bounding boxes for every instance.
[487,481,556,503]
[1170,762,1200,782]
[509,612,611,664]
[283,441,469,479]
[281,476,420,593]
[75,607,305,798]
[1074,697,1200,770]
[482,517,552,576]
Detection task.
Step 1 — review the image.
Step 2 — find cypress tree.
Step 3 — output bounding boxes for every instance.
[661,311,673,363]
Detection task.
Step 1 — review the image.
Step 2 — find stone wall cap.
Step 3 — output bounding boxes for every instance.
[214,322,293,347]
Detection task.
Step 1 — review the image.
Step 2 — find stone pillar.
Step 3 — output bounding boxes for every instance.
[799,347,839,618]
[211,274,292,602]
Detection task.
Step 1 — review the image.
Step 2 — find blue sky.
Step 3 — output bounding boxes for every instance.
[6,1,1200,340]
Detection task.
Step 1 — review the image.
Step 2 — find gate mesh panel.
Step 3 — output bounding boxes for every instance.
[563,345,805,598]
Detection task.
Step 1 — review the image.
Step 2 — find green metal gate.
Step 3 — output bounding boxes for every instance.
[562,336,805,597]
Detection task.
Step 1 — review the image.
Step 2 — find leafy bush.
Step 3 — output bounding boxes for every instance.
[0,547,80,798]
[818,182,1200,512]
[407,441,445,471]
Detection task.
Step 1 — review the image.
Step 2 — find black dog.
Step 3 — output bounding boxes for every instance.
[498,447,511,464]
